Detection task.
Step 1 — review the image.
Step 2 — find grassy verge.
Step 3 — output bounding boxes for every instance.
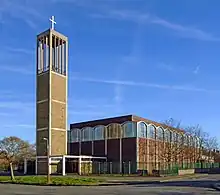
[0,176,104,186]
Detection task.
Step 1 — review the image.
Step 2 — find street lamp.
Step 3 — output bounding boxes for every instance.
[43,137,50,184]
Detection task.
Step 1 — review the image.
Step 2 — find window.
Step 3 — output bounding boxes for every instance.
[184,135,189,146]
[164,129,171,142]
[123,122,136,138]
[81,127,93,141]
[67,130,71,143]
[177,133,183,144]
[148,125,156,139]
[138,122,147,138]
[93,126,105,140]
[107,123,122,139]
[170,131,175,143]
[157,127,164,141]
[189,136,194,147]
[196,137,201,148]
[71,128,80,142]
[172,132,178,143]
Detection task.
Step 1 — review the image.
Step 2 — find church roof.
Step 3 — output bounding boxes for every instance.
[70,114,185,133]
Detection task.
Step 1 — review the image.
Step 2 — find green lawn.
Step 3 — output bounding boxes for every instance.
[0,176,104,186]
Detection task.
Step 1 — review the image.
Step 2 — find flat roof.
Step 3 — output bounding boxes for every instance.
[70,114,185,133]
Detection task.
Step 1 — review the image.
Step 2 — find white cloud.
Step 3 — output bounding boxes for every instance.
[0,66,34,75]
[69,110,105,116]
[0,112,13,117]
[193,65,200,75]
[0,0,45,29]
[70,76,220,94]
[5,47,34,55]
[3,124,35,129]
[157,62,174,72]
[1,62,217,94]
[91,10,220,41]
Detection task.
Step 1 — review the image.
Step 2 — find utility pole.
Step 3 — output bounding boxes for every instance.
[43,138,50,184]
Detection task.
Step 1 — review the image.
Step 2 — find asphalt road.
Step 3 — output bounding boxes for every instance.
[1,175,220,195]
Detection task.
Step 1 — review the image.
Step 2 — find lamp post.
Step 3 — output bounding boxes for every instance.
[43,138,50,184]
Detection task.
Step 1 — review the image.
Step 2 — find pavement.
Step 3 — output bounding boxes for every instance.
[1,174,220,195]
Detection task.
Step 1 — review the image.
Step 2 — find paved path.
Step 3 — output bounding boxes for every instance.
[1,175,220,195]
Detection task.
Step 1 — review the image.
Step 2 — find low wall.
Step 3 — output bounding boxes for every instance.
[209,168,220,174]
[195,168,209,174]
[178,169,195,176]
[195,168,220,174]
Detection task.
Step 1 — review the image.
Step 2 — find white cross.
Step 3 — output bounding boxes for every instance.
[49,16,56,30]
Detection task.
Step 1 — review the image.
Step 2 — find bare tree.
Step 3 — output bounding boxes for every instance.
[184,124,219,162]
[163,118,220,163]
[163,118,182,129]
[159,119,185,166]
[0,136,36,168]
[158,130,185,169]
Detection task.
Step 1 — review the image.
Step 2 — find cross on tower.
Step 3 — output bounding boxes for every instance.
[49,16,56,30]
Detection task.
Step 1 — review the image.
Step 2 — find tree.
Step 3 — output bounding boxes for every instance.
[163,118,182,129]
[160,119,186,166]
[0,136,36,168]
[183,124,219,162]
[163,118,220,163]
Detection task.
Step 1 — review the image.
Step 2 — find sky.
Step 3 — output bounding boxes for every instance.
[0,0,220,143]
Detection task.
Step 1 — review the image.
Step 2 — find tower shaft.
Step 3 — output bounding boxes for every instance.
[36,29,68,174]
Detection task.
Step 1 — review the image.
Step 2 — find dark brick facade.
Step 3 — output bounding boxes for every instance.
[81,141,92,156]
[122,138,137,162]
[93,140,105,157]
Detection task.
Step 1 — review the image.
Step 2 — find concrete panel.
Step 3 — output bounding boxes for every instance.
[36,130,48,156]
[37,73,49,101]
[51,72,66,102]
[51,101,66,129]
[51,130,66,155]
[37,101,49,129]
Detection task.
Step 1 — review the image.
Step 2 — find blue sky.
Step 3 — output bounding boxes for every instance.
[0,0,220,143]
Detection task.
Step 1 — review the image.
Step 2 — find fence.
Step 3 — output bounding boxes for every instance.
[68,161,220,176]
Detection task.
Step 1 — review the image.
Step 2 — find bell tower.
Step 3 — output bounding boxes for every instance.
[36,16,68,174]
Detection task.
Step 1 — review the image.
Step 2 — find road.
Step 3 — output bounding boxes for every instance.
[1,175,220,195]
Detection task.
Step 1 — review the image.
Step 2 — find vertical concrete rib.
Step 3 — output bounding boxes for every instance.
[65,40,68,154]
[40,39,43,72]
[58,38,60,73]
[62,41,64,74]
[46,36,48,70]
[53,35,56,71]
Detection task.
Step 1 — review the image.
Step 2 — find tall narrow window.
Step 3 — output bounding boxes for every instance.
[71,128,80,142]
[81,127,93,141]
[157,127,164,141]
[137,122,147,138]
[107,123,122,139]
[164,129,171,142]
[148,125,156,139]
[93,126,105,140]
[123,122,136,138]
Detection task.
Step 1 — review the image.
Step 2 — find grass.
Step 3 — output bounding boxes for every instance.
[0,176,105,186]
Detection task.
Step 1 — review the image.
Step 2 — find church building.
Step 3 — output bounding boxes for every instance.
[33,17,201,176]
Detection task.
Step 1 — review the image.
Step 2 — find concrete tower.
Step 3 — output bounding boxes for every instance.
[36,16,68,174]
